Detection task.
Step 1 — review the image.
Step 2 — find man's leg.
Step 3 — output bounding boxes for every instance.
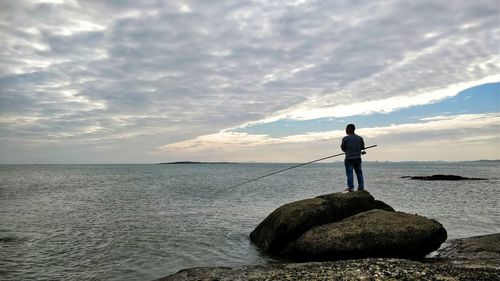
[353,158,364,190]
[344,159,354,190]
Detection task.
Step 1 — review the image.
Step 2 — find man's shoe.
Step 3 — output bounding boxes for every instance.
[344,188,354,193]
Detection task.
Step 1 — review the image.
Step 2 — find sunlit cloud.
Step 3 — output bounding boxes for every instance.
[238,73,500,128]
[161,113,500,159]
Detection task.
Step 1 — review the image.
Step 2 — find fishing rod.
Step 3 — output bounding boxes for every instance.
[210,144,377,197]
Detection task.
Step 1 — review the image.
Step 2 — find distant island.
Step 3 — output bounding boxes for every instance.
[159,161,237,164]
[401,174,488,181]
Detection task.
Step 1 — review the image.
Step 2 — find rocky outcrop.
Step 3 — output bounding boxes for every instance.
[251,190,448,261]
[158,234,500,280]
[249,190,394,254]
[402,174,487,180]
[282,209,447,261]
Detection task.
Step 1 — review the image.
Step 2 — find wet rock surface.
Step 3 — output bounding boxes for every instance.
[157,258,500,281]
[436,233,500,260]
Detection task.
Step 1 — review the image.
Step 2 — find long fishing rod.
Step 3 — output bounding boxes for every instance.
[211,144,377,197]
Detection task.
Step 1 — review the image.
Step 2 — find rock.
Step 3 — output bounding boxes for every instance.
[250,190,394,254]
[282,209,447,261]
[157,258,500,281]
[403,174,487,180]
[437,233,500,260]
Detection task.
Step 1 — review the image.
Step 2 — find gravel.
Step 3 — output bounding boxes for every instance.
[156,258,500,281]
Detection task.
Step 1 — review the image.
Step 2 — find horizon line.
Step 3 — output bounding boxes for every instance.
[1,159,499,165]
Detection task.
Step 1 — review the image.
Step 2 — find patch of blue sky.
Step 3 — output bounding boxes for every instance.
[234,83,499,138]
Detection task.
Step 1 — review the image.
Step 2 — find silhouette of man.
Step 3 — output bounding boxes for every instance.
[341,124,365,192]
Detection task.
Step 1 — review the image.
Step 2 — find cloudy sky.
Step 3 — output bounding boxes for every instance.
[1,0,499,163]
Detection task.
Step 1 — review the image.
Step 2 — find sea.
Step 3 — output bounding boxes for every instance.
[1,162,499,281]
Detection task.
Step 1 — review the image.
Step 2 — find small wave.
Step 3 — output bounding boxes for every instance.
[224,231,249,240]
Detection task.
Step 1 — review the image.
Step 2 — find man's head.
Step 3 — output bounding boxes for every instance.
[346,124,355,134]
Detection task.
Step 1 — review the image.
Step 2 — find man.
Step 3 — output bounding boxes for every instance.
[340,124,365,192]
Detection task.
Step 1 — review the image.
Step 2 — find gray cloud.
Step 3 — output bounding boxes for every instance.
[0,0,498,163]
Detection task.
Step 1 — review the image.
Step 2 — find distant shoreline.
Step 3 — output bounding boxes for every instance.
[158,161,238,165]
[158,160,500,165]
[1,160,498,165]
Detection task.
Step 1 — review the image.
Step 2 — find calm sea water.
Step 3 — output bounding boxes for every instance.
[1,162,499,280]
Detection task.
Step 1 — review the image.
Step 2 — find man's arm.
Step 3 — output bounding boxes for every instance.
[341,137,346,152]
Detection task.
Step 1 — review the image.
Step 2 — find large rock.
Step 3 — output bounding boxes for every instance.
[250,190,394,254]
[282,209,447,261]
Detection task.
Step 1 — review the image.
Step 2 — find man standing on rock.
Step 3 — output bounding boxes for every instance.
[341,124,365,192]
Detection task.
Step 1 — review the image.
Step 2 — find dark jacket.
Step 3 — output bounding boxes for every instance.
[341,134,365,160]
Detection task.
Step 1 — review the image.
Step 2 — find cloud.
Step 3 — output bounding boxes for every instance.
[161,113,500,157]
[236,75,500,127]
[0,0,498,163]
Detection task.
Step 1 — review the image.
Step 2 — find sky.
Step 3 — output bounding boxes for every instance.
[0,0,499,164]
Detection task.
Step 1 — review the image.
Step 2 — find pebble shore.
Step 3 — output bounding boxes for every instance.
[157,258,499,281]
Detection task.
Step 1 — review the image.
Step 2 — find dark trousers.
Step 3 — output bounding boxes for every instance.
[344,158,364,189]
